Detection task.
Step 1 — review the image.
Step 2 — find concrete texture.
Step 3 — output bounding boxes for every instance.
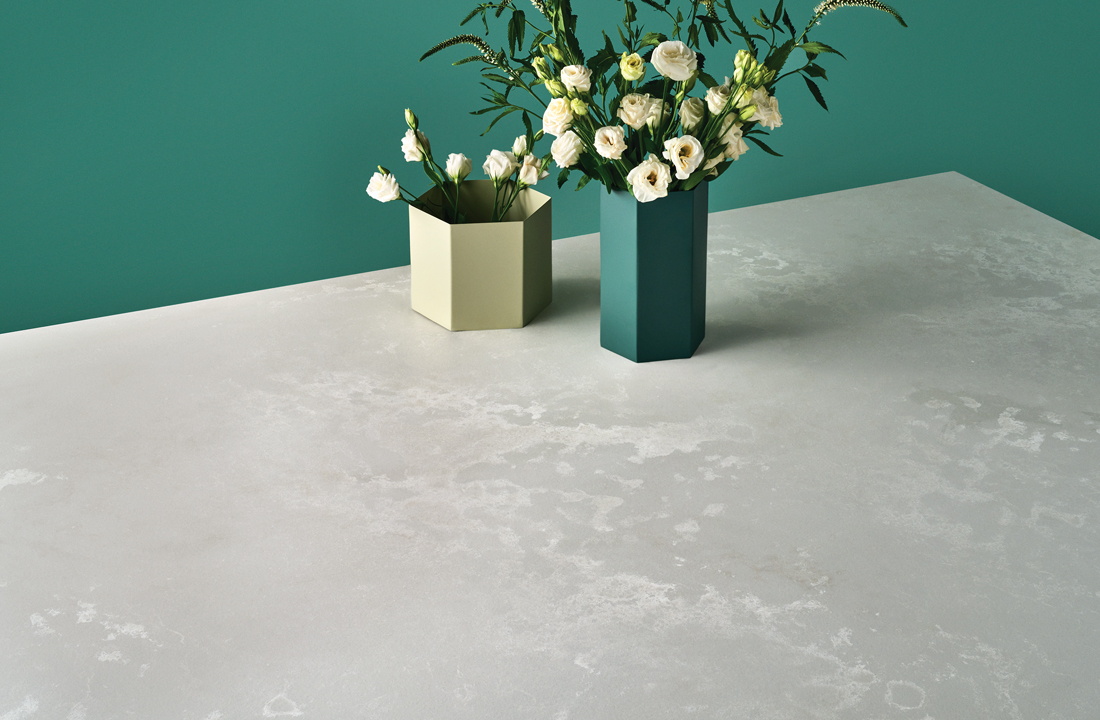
[2,172,1098,718]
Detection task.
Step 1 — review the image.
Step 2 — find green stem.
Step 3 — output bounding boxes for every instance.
[797,14,823,44]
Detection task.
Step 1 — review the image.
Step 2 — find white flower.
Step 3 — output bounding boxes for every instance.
[679,97,705,133]
[703,155,724,177]
[551,130,584,168]
[748,87,782,129]
[560,65,592,93]
[483,149,519,181]
[645,98,671,129]
[593,126,627,160]
[619,52,645,81]
[542,97,574,137]
[662,135,705,180]
[618,93,652,130]
[512,136,528,157]
[705,84,731,114]
[650,41,698,82]
[401,129,430,162]
[720,116,749,160]
[366,172,400,202]
[446,153,472,181]
[626,153,672,203]
[518,154,544,185]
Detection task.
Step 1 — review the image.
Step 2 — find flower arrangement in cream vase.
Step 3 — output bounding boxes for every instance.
[422,0,907,360]
[367,110,556,331]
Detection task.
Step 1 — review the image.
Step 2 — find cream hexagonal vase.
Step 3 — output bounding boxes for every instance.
[408,179,552,331]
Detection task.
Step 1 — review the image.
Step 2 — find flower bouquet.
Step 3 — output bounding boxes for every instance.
[420,0,906,360]
[422,0,906,200]
[367,109,553,222]
[366,110,555,331]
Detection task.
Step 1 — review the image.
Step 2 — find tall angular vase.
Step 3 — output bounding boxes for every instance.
[599,182,708,362]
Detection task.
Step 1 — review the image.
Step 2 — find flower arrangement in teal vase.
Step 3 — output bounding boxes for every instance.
[419,0,907,202]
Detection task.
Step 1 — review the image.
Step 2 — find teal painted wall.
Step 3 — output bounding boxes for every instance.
[3,1,1098,334]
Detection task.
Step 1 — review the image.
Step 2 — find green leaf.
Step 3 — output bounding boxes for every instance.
[687,23,699,48]
[587,31,619,76]
[700,17,718,46]
[530,31,551,53]
[554,0,583,63]
[460,7,483,27]
[745,134,782,156]
[802,75,828,111]
[771,0,784,26]
[752,13,772,30]
[799,41,846,59]
[803,63,827,79]
[638,31,666,48]
[617,25,630,49]
[763,38,795,72]
[710,159,732,179]
[482,72,518,87]
[681,165,709,191]
[635,79,670,99]
[637,0,666,13]
[522,111,534,140]
[482,106,519,135]
[697,71,719,88]
[596,163,613,186]
[514,10,526,53]
[781,9,796,36]
[625,0,637,23]
[608,95,623,118]
[724,0,758,55]
[479,82,508,103]
[575,174,591,191]
[557,168,571,188]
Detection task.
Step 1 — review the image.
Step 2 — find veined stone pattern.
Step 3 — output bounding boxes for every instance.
[1,173,1098,718]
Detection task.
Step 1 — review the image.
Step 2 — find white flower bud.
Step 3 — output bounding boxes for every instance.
[619,52,646,81]
[446,153,472,181]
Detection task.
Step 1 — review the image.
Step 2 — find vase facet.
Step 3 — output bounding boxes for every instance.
[599,183,707,362]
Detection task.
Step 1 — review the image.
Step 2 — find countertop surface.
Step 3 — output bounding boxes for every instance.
[2,172,1099,718]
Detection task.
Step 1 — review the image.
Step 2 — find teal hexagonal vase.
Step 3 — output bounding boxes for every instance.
[599,183,708,362]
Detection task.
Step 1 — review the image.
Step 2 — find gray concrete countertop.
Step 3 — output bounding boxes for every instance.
[2,172,1098,718]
